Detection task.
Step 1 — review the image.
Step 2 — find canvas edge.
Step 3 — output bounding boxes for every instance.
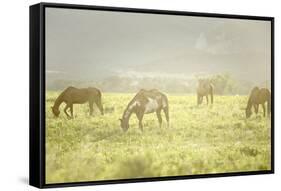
[29,3,40,188]
[29,3,45,189]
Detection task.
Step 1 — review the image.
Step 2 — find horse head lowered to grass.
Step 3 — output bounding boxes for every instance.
[51,86,104,119]
[245,86,271,118]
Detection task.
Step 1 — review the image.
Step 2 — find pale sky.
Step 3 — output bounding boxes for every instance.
[46,7,271,84]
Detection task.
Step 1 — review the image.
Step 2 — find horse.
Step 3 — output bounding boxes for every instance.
[51,86,104,119]
[120,89,169,132]
[197,79,214,105]
[245,87,271,118]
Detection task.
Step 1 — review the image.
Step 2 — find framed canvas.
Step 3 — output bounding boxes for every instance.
[29,2,274,188]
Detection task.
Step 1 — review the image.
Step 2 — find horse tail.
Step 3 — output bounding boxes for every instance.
[210,84,214,104]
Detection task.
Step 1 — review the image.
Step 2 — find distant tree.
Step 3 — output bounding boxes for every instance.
[210,74,238,95]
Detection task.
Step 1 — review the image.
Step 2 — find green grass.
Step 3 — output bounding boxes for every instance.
[46,92,271,184]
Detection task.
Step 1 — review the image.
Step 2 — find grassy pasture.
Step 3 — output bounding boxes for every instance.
[46,92,271,183]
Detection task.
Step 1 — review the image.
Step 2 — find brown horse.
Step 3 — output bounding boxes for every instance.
[120,89,169,132]
[197,79,214,105]
[245,87,271,118]
[51,86,104,119]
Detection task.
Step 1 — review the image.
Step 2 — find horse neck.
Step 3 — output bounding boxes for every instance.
[246,97,253,110]
[122,102,135,122]
[53,94,64,109]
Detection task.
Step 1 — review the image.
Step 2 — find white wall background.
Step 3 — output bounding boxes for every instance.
[0,0,279,190]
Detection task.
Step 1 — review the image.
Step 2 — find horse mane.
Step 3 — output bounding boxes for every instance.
[122,91,140,119]
[53,87,74,108]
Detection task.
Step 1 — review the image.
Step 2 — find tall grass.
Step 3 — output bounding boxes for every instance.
[46,92,271,183]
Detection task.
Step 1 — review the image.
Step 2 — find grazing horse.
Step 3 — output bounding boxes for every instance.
[197,79,214,105]
[51,86,104,119]
[245,87,271,118]
[120,89,169,132]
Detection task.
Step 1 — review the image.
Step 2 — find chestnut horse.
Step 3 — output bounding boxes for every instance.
[245,87,271,118]
[51,86,104,119]
[197,79,214,105]
[120,89,169,132]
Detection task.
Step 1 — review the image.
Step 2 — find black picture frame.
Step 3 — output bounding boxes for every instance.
[30,2,275,189]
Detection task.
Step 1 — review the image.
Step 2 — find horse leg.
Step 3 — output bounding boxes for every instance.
[70,104,73,118]
[64,104,71,119]
[254,104,259,114]
[210,87,214,104]
[156,109,162,128]
[198,96,203,105]
[198,94,203,105]
[262,103,266,117]
[89,101,94,116]
[163,107,169,127]
[136,110,144,132]
[206,95,209,105]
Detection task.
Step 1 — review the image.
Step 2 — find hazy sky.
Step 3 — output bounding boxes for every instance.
[46,7,271,84]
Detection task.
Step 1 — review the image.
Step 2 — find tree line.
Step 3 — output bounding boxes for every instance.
[47,73,269,95]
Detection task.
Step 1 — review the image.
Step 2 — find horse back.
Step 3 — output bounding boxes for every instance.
[249,87,270,104]
[136,89,168,109]
[61,86,101,103]
[258,88,271,103]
